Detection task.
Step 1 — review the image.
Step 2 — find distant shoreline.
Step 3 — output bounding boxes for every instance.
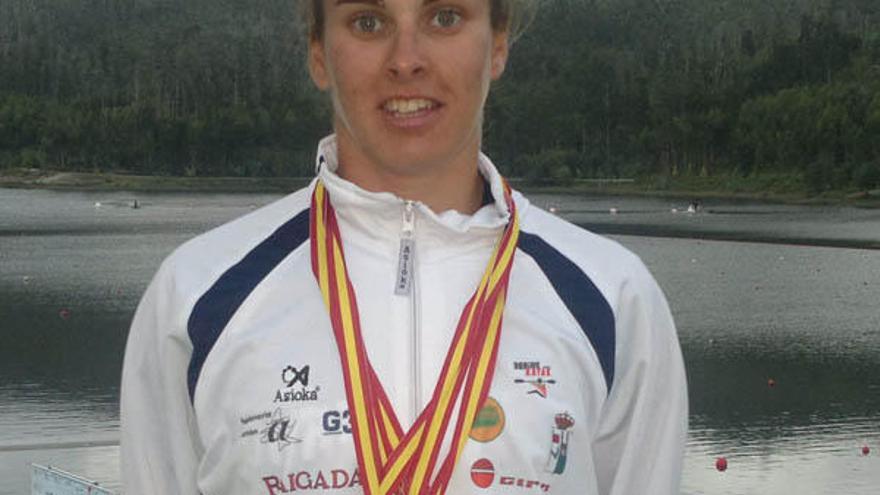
[2,169,879,207]
[521,182,880,208]
[0,170,311,193]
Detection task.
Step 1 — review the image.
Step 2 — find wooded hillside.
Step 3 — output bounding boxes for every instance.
[1,0,879,192]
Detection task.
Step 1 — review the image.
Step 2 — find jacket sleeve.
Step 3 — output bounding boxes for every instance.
[591,259,688,495]
[120,261,202,494]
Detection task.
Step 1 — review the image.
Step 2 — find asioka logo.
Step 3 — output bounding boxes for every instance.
[283,365,310,387]
[470,459,550,492]
[262,468,360,494]
[274,364,320,403]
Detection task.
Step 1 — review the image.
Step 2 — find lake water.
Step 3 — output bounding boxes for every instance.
[1,187,878,494]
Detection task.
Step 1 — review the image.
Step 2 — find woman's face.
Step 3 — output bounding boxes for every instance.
[309,0,508,178]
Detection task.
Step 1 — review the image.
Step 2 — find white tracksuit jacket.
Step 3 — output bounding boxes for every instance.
[121,136,688,495]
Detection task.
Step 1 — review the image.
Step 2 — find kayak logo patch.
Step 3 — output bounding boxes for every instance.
[275,364,320,403]
[469,397,505,443]
[512,361,556,398]
[544,412,574,475]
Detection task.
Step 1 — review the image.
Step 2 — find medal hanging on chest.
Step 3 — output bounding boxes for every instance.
[310,179,520,495]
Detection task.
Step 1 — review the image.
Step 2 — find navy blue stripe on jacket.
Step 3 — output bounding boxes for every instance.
[187,208,311,401]
[518,231,616,392]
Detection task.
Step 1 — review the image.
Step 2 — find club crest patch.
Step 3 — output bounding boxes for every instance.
[544,412,574,475]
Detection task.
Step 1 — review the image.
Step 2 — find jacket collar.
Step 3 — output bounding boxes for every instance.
[313,135,515,245]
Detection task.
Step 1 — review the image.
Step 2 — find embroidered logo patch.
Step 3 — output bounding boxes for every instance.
[260,408,303,452]
[470,458,495,488]
[469,397,505,443]
[470,459,550,492]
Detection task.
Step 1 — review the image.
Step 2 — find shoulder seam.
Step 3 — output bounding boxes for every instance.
[186,207,311,402]
[517,229,616,393]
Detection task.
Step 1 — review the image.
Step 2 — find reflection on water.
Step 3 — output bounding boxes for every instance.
[619,234,880,494]
[1,188,879,494]
[685,419,877,495]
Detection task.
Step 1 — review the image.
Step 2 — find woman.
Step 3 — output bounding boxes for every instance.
[121,1,687,494]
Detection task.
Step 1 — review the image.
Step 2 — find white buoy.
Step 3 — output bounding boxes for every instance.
[94,202,102,208]
[609,208,619,215]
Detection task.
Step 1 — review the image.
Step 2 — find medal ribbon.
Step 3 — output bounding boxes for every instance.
[311,178,520,495]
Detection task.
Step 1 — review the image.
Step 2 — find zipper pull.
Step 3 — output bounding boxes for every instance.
[395,201,416,296]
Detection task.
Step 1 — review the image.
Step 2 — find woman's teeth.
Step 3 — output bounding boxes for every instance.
[384,98,436,115]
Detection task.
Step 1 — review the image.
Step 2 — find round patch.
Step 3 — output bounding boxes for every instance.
[469,397,505,443]
[470,458,495,488]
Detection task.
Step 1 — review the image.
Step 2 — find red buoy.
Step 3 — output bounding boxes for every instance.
[715,457,728,472]
[768,378,777,388]
[59,308,71,319]
[862,445,870,456]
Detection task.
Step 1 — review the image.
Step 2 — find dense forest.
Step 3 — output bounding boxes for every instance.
[1,0,879,192]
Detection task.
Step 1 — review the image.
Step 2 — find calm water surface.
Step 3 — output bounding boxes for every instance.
[1,188,878,494]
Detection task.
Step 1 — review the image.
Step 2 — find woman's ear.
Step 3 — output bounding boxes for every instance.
[308,39,330,90]
[490,30,510,80]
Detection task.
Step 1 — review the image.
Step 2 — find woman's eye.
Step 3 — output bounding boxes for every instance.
[431,8,461,29]
[352,13,383,34]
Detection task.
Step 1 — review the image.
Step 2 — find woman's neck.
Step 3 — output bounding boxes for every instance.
[335,149,487,215]
[344,168,485,214]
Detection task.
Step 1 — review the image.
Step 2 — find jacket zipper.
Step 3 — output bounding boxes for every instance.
[397,201,421,422]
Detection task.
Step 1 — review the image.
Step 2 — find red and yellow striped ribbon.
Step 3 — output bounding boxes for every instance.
[310,179,520,495]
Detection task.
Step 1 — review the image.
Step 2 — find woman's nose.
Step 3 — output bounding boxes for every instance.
[386,24,426,80]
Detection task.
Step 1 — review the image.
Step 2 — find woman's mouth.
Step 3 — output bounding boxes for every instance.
[380,97,444,130]
[382,98,441,116]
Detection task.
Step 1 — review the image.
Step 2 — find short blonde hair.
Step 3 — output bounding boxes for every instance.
[301,0,537,42]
